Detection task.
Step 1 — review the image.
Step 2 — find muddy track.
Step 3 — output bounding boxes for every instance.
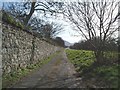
[11,50,83,88]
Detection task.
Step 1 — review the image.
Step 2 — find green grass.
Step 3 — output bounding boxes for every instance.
[65,49,119,87]
[66,49,95,72]
[94,65,119,87]
[2,51,60,88]
[104,51,118,60]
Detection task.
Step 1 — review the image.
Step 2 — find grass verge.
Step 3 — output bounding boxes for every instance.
[65,49,95,73]
[65,49,119,88]
[2,51,60,88]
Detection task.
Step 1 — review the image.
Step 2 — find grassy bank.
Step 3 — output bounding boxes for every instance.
[2,51,60,88]
[65,49,119,88]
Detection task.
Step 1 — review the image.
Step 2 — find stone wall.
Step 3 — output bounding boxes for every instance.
[2,22,60,75]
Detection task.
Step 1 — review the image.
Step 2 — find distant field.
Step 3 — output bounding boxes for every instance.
[66,49,95,72]
[65,49,119,88]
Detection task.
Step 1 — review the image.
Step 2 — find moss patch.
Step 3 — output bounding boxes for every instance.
[2,11,24,29]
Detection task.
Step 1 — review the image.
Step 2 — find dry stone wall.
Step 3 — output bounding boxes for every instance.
[2,22,60,75]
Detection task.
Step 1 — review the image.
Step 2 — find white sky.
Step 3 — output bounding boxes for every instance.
[57,24,82,43]
[43,16,82,43]
[0,0,119,43]
[0,0,82,43]
[33,8,83,43]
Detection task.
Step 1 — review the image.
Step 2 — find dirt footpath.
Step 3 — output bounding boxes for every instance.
[11,50,82,88]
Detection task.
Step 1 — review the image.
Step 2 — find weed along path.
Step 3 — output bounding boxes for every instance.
[11,50,82,88]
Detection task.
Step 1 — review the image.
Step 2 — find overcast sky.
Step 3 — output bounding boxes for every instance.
[0,0,83,43]
[35,12,83,43]
[0,0,119,43]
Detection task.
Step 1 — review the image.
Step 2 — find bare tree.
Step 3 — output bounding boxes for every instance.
[28,16,64,38]
[4,0,63,25]
[3,2,31,23]
[50,22,64,38]
[41,22,64,38]
[63,0,119,64]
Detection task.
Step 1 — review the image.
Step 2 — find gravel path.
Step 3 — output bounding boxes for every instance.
[11,50,83,88]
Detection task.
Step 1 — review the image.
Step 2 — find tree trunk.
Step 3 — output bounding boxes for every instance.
[24,2,36,25]
[94,50,104,66]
